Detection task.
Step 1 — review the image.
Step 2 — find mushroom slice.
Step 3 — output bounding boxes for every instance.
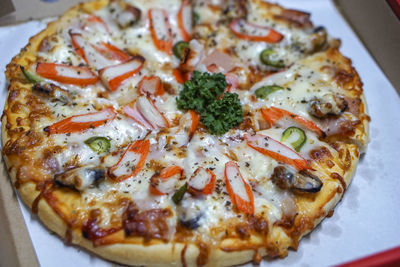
[54,166,105,191]
[271,165,322,193]
[308,93,348,119]
[33,83,71,104]
[178,197,203,229]
[309,26,328,53]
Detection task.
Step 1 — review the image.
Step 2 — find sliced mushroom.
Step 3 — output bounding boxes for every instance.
[178,197,203,229]
[276,9,312,28]
[54,166,105,191]
[309,26,328,53]
[271,165,322,193]
[221,0,248,23]
[109,0,141,28]
[308,93,348,119]
[33,83,71,104]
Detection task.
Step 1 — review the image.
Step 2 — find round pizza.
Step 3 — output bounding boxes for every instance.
[2,0,370,266]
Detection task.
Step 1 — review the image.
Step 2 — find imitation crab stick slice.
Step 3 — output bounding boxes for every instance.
[261,107,325,137]
[138,76,165,96]
[245,133,311,171]
[178,110,200,139]
[149,166,183,195]
[108,140,150,182]
[148,8,173,54]
[82,15,109,33]
[70,33,130,69]
[93,42,131,62]
[123,96,169,130]
[172,69,185,84]
[188,167,216,196]
[177,1,193,42]
[172,110,200,146]
[44,107,116,134]
[229,19,284,43]
[224,161,254,215]
[99,56,145,91]
[36,62,99,86]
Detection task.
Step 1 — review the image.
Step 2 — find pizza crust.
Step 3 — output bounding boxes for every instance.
[1,0,369,266]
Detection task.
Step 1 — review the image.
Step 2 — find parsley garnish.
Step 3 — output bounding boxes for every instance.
[176,71,243,135]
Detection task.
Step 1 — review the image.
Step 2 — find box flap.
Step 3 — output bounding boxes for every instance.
[0,0,82,26]
[0,0,15,18]
[334,0,400,94]
[0,159,39,267]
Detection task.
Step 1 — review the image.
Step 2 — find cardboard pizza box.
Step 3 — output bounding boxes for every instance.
[0,1,399,267]
[0,0,83,26]
[334,0,400,93]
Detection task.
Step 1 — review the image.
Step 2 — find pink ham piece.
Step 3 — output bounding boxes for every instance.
[202,50,236,74]
[36,62,99,86]
[177,1,193,41]
[123,96,169,130]
[224,161,254,215]
[107,140,150,182]
[188,167,216,196]
[230,18,284,43]
[99,56,145,92]
[245,133,311,171]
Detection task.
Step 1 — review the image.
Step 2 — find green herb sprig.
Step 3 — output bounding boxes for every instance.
[176,71,243,135]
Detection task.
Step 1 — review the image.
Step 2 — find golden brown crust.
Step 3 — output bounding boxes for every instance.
[1,0,369,266]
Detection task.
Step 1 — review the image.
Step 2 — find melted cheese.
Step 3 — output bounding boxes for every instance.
[32,0,350,237]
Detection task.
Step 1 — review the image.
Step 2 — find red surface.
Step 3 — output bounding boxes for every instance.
[387,0,400,20]
[337,246,400,267]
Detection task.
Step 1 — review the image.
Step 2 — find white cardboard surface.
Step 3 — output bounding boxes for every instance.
[0,1,399,266]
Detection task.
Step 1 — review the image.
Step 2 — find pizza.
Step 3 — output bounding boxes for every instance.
[2,0,370,266]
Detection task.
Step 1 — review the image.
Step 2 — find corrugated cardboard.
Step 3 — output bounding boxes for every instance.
[0,160,39,267]
[0,0,82,26]
[334,0,400,93]
[0,1,399,266]
[0,0,15,18]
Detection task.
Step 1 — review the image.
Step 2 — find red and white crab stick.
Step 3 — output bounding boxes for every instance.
[108,140,150,182]
[230,18,284,43]
[224,161,254,215]
[44,107,116,134]
[36,62,99,86]
[245,133,311,171]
